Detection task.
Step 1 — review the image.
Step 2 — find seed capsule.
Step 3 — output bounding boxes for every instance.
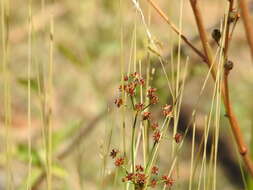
[224,60,234,71]
[212,29,221,43]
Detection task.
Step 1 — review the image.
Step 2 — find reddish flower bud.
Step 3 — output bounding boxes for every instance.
[174,133,182,143]
[153,130,161,143]
[162,104,172,117]
[151,122,159,131]
[123,173,134,182]
[135,173,147,186]
[131,72,139,78]
[110,149,119,159]
[139,77,145,86]
[151,166,159,175]
[150,95,159,104]
[124,75,129,81]
[136,165,144,172]
[115,157,124,167]
[147,87,159,104]
[142,112,151,120]
[135,103,144,111]
[150,179,157,188]
[114,98,123,108]
[119,84,126,92]
[147,88,157,97]
[126,82,136,96]
[162,175,174,187]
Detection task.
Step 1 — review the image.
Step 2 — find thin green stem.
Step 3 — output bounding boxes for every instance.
[131,111,139,173]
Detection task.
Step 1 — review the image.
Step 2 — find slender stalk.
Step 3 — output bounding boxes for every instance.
[45,14,54,190]
[119,0,127,160]
[27,0,32,189]
[2,0,12,189]
[238,0,253,62]
[131,112,139,173]
[188,121,196,190]
[224,0,234,57]
[172,0,184,159]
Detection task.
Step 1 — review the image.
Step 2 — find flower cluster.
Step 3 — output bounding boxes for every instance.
[135,103,144,111]
[142,111,151,120]
[149,174,174,188]
[162,104,173,117]
[115,157,124,167]
[162,175,174,187]
[112,72,177,189]
[153,130,161,143]
[121,165,173,189]
[121,164,148,188]
[151,166,159,175]
[110,149,176,189]
[118,72,145,97]
[147,88,159,105]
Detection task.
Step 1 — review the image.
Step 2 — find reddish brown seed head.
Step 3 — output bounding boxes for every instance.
[115,157,124,167]
[150,179,157,188]
[142,112,151,120]
[136,165,144,172]
[162,175,174,187]
[110,149,119,159]
[162,104,172,117]
[126,82,136,96]
[123,173,134,182]
[139,77,145,86]
[151,166,159,175]
[147,87,157,98]
[151,122,159,131]
[150,95,159,104]
[153,130,161,143]
[119,84,126,92]
[114,98,123,108]
[135,173,147,186]
[174,133,183,143]
[135,103,144,111]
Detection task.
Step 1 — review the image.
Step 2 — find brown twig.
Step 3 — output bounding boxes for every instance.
[223,69,253,176]
[147,0,207,62]
[238,0,253,62]
[224,0,234,57]
[189,0,253,177]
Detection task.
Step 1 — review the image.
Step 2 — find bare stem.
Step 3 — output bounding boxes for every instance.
[223,71,253,176]
[131,111,139,173]
[238,0,253,62]
[224,0,234,57]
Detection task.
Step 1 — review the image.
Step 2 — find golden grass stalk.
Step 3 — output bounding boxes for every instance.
[27,0,33,189]
[1,0,13,189]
